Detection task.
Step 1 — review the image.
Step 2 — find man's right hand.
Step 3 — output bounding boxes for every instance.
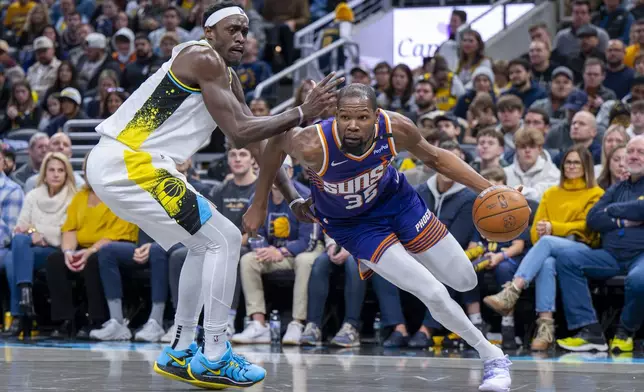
[327,245,350,265]
[300,73,344,121]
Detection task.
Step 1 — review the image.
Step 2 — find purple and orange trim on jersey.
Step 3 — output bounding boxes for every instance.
[402,214,448,254]
[315,124,330,176]
[359,233,400,280]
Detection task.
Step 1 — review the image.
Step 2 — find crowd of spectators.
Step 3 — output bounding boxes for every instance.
[0,0,643,356]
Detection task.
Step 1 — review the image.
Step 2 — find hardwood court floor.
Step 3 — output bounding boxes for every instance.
[0,340,643,391]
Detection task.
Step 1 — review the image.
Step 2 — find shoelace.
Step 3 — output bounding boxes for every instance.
[231,352,250,367]
[536,322,553,342]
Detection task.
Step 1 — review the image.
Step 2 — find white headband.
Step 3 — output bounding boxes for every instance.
[205,6,248,27]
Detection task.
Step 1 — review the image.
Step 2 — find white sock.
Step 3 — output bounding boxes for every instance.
[468,312,483,325]
[183,208,242,361]
[501,316,514,327]
[228,310,236,326]
[172,247,206,351]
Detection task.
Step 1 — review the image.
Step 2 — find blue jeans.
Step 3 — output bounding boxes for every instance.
[515,235,588,313]
[307,252,366,329]
[556,247,644,332]
[5,234,57,315]
[97,242,169,303]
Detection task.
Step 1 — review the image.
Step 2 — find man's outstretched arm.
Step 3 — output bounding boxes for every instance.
[181,49,341,147]
[389,111,492,194]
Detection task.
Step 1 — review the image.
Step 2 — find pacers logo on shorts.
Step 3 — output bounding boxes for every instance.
[154,176,187,216]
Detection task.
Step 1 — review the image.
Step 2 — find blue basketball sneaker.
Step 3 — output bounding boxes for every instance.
[187,342,266,389]
[153,342,199,385]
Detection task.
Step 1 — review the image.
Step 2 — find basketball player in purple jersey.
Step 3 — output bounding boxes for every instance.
[244,84,512,392]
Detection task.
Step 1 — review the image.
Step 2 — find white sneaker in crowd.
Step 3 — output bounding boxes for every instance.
[134,319,166,342]
[282,321,304,346]
[160,324,175,343]
[89,319,132,341]
[231,320,270,344]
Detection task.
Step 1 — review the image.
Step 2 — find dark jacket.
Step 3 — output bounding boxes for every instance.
[256,181,314,256]
[121,54,163,93]
[502,80,548,111]
[553,138,602,167]
[603,66,635,100]
[44,110,89,136]
[452,89,496,120]
[75,55,122,91]
[416,176,477,249]
[586,176,644,261]
[0,106,43,134]
[592,5,634,45]
[567,48,606,82]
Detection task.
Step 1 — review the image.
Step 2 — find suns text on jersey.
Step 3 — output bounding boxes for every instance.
[322,164,385,195]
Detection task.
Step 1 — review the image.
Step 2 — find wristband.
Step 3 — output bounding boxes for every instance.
[289,197,305,209]
[296,106,304,126]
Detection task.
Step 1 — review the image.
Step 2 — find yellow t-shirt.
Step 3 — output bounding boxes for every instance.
[624,44,641,68]
[530,178,604,246]
[62,187,138,248]
[4,1,36,32]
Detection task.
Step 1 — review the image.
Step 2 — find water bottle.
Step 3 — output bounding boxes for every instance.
[243,316,251,330]
[373,313,382,344]
[269,310,281,345]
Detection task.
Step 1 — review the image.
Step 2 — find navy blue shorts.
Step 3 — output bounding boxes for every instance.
[317,186,448,279]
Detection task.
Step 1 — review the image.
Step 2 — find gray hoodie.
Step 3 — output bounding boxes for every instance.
[112,27,135,59]
[425,175,467,219]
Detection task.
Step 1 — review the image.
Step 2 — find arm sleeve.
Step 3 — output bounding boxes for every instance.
[0,187,24,246]
[586,187,619,233]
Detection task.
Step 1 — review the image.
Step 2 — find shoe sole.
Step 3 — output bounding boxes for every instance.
[153,362,208,388]
[557,342,608,352]
[187,364,264,390]
[135,333,165,342]
[483,297,513,317]
[330,340,361,348]
[282,340,301,346]
[609,345,634,353]
[231,339,271,344]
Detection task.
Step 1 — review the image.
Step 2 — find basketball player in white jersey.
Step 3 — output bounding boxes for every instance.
[86,1,341,388]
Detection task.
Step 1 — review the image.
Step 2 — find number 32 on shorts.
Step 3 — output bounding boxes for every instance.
[344,184,378,209]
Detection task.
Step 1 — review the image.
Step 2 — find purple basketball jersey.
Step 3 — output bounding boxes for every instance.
[308,110,400,218]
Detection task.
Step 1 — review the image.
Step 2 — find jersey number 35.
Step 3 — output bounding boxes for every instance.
[344,184,378,210]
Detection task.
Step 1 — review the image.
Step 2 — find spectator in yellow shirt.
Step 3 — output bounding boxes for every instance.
[624,20,644,67]
[4,0,37,34]
[45,158,138,339]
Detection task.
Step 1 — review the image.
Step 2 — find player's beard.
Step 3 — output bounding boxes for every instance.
[341,137,370,156]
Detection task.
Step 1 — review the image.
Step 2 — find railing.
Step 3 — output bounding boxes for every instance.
[294,0,389,58]
[254,39,359,99]
[456,0,518,41]
[269,69,348,115]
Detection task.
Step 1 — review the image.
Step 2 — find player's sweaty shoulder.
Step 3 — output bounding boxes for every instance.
[287,125,324,171]
[171,44,227,86]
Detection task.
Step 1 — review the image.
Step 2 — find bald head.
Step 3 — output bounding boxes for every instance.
[49,133,73,158]
[570,111,597,144]
[606,39,626,67]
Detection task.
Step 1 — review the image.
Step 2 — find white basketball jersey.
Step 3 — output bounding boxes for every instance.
[95,40,228,163]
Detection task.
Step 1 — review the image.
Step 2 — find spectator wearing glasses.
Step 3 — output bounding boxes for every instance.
[4,152,76,336]
[485,146,603,351]
[556,135,644,353]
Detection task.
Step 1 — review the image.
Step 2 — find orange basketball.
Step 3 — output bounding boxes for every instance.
[472,186,530,243]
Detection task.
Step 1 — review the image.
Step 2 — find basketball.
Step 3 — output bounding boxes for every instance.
[472,186,530,243]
